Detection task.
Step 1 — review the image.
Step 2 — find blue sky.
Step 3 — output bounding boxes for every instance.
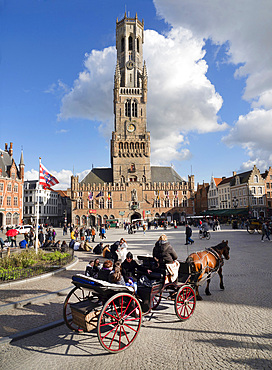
[1,0,272,189]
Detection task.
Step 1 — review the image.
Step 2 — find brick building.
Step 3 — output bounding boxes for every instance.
[67,13,195,227]
[0,142,24,228]
[194,182,209,215]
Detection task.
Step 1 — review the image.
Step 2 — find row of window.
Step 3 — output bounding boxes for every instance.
[24,206,58,215]
[0,183,19,192]
[121,36,140,53]
[77,198,186,209]
[77,190,182,198]
[24,196,58,205]
[0,195,18,207]
[119,142,145,150]
[218,196,265,209]
[5,212,20,226]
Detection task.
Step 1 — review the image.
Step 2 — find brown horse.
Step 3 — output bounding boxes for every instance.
[186,240,230,300]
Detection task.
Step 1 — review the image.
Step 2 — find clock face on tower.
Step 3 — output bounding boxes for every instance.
[127,123,136,132]
[126,60,135,70]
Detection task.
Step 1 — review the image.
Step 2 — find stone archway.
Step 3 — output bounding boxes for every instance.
[130,212,141,223]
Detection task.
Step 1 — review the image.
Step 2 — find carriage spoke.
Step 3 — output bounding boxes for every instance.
[175,285,196,321]
[98,293,142,353]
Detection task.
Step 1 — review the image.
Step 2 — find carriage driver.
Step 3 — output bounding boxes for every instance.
[152,234,179,281]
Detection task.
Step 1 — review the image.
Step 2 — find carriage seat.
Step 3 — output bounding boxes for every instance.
[72,274,135,294]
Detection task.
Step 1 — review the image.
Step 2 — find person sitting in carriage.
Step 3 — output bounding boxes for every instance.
[121,252,138,282]
[97,260,113,281]
[109,261,126,285]
[152,234,179,283]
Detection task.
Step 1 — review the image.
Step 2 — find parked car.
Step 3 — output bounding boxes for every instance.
[15,225,33,234]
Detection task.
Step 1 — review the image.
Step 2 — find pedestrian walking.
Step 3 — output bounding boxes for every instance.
[261,221,271,242]
[185,224,194,245]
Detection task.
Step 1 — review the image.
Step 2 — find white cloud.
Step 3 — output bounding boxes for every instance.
[24,169,91,190]
[58,47,116,123]
[59,28,225,164]
[223,109,272,171]
[154,0,272,101]
[153,0,272,169]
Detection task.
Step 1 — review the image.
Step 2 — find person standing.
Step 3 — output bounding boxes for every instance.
[185,224,194,245]
[100,225,106,239]
[38,230,44,247]
[91,227,96,242]
[63,224,67,236]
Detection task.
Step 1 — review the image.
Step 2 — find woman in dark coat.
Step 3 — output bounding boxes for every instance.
[152,234,178,269]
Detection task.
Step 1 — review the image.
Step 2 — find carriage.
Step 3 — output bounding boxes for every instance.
[63,255,200,353]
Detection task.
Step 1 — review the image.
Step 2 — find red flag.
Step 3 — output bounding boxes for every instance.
[39,163,59,189]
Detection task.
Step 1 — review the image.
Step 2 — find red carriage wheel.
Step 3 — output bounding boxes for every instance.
[63,286,92,332]
[151,291,162,310]
[97,292,142,353]
[175,285,196,321]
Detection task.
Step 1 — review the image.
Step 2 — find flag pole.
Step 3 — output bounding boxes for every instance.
[35,157,41,253]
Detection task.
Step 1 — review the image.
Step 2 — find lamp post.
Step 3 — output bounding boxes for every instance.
[233,197,238,209]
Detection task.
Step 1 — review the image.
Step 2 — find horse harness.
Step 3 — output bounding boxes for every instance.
[194,247,224,274]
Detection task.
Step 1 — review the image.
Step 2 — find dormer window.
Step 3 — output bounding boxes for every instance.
[254,175,259,183]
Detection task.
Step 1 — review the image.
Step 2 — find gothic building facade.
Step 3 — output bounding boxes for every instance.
[0,142,24,228]
[67,13,195,227]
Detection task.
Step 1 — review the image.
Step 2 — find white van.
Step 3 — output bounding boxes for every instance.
[15,225,33,234]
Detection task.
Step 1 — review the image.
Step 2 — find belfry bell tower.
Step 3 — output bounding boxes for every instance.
[111,13,151,183]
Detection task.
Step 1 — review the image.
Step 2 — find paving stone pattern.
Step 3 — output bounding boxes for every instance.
[0,226,271,369]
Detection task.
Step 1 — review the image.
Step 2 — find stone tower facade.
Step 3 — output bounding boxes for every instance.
[111,13,151,183]
[67,13,195,227]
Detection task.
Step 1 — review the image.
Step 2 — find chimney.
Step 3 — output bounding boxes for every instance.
[5,143,8,152]
[233,171,236,176]
[9,142,13,157]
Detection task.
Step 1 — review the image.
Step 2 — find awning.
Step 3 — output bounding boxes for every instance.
[201,208,249,216]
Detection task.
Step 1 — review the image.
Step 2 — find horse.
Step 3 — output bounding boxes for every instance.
[186,240,230,300]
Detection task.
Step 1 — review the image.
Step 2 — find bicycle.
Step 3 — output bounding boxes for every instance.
[199,229,211,240]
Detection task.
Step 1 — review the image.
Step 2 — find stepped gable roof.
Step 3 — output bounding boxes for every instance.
[151,166,185,183]
[80,168,113,185]
[0,149,13,177]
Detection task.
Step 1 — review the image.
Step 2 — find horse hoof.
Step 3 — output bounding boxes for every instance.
[205,291,211,296]
[196,295,203,301]
[220,285,225,290]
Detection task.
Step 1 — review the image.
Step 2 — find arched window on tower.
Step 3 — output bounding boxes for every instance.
[137,38,140,53]
[132,100,137,117]
[121,37,125,52]
[119,142,123,150]
[128,36,133,51]
[125,100,131,117]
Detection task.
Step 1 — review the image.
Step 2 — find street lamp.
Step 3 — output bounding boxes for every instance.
[233,197,238,209]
